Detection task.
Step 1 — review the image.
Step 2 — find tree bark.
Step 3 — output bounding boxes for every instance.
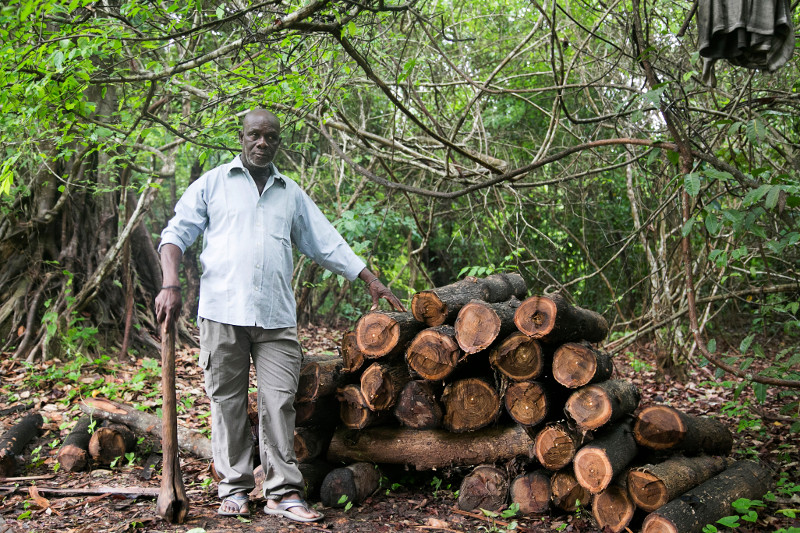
[534,422,588,471]
[88,422,136,466]
[457,464,509,512]
[514,293,608,344]
[355,311,424,358]
[565,379,640,431]
[57,415,92,472]
[326,424,535,470]
[441,377,501,432]
[550,468,590,512]
[0,414,43,477]
[641,461,772,533]
[320,462,382,507]
[573,421,638,494]
[80,397,211,459]
[411,273,527,326]
[340,330,365,373]
[510,470,551,515]
[337,384,389,430]
[633,405,733,455]
[454,299,520,354]
[504,381,567,428]
[393,380,443,429]
[552,342,614,389]
[628,455,732,512]
[593,479,637,533]
[405,325,462,381]
[360,362,411,411]
[489,332,544,381]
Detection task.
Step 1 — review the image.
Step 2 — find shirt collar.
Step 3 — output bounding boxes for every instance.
[227,155,286,188]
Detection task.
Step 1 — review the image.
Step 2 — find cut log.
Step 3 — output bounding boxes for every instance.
[504,381,567,428]
[441,377,501,433]
[340,330,365,373]
[320,462,382,507]
[412,273,527,326]
[550,468,590,512]
[405,325,462,381]
[393,380,443,429]
[564,379,640,431]
[296,356,350,404]
[510,470,551,515]
[633,405,733,456]
[593,479,637,533]
[57,415,92,472]
[80,397,212,459]
[489,332,544,381]
[295,397,339,428]
[0,414,43,477]
[552,342,614,388]
[514,293,608,344]
[534,422,588,471]
[455,299,520,355]
[627,455,732,512]
[573,421,638,494]
[354,311,423,358]
[327,424,535,470]
[337,385,389,430]
[294,426,334,463]
[360,362,411,411]
[88,422,137,466]
[641,461,771,533]
[457,464,509,512]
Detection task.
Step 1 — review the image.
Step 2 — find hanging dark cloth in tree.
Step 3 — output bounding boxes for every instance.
[697,0,795,86]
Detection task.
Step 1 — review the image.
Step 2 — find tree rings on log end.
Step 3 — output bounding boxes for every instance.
[337,385,372,430]
[411,291,448,326]
[514,296,557,338]
[406,327,461,381]
[490,332,543,380]
[504,381,547,427]
[593,484,636,533]
[455,301,501,354]
[565,386,613,430]
[340,330,365,373]
[574,447,614,494]
[534,424,577,471]
[633,405,686,450]
[442,378,500,433]
[355,312,401,357]
[550,469,589,512]
[627,470,669,511]
[641,514,679,533]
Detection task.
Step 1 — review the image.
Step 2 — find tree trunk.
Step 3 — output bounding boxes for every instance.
[510,470,551,515]
[355,311,424,358]
[504,381,567,427]
[88,422,136,466]
[393,380,443,429]
[296,356,349,404]
[565,379,640,431]
[441,377,501,432]
[454,299,520,354]
[628,455,732,512]
[552,342,614,389]
[533,422,588,471]
[593,479,638,533]
[411,273,527,326]
[320,462,382,507]
[641,461,771,533]
[550,468,590,512]
[340,330,365,373]
[489,332,544,381]
[0,414,43,476]
[80,397,212,459]
[360,362,411,411]
[295,397,340,428]
[294,426,334,463]
[337,384,389,430]
[457,464,509,512]
[326,424,534,470]
[57,415,92,472]
[633,405,733,455]
[573,421,638,494]
[405,325,461,381]
[514,293,608,344]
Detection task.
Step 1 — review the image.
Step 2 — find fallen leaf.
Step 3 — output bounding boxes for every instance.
[425,517,451,528]
[29,486,50,509]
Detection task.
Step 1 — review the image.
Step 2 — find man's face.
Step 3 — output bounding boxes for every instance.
[239,111,281,172]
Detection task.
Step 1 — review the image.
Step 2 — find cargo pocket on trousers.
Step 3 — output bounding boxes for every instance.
[198,349,211,370]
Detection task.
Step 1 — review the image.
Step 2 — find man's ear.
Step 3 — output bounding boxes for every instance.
[238,129,244,143]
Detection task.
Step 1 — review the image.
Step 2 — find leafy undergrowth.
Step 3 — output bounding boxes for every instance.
[0,326,798,533]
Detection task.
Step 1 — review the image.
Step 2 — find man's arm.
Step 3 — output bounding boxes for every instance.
[358,267,406,312]
[154,243,184,328]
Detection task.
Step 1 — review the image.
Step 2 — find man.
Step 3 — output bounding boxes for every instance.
[154,109,405,522]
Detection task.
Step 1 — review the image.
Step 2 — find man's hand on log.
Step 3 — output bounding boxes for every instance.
[359,268,406,312]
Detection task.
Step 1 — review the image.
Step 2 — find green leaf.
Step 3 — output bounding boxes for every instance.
[752,382,767,404]
[682,217,695,237]
[707,338,716,353]
[716,515,740,528]
[684,173,701,196]
[739,334,755,354]
[765,186,782,209]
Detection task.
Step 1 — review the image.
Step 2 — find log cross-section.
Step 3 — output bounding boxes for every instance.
[550,468,590,512]
[633,405,733,456]
[514,293,608,344]
[441,378,501,433]
[360,362,411,411]
[564,379,640,431]
[504,381,566,428]
[552,342,614,389]
[534,422,587,471]
[393,380,443,429]
[457,464,509,512]
[510,470,551,515]
[489,332,544,381]
[573,421,638,494]
[354,311,423,358]
[405,325,462,381]
[454,299,519,354]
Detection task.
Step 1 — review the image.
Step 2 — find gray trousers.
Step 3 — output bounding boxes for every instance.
[198,317,304,499]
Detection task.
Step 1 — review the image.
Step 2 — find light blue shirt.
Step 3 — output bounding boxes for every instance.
[159,155,366,328]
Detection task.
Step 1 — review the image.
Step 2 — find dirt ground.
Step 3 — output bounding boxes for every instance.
[1,325,798,533]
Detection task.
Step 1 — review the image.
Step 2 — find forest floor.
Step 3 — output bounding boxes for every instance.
[0,325,798,533]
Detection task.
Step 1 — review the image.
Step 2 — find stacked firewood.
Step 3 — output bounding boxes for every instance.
[296,273,771,532]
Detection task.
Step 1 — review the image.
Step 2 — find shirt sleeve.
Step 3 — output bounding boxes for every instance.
[159,176,209,254]
[291,188,366,281]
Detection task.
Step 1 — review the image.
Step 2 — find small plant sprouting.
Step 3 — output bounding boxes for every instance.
[337,494,353,512]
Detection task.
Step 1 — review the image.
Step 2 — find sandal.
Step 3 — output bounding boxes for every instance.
[218,493,250,516]
[264,498,324,523]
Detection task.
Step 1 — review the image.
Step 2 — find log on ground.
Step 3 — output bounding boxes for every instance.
[565,379,640,431]
[89,422,136,466]
[633,405,733,456]
[355,311,423,358]
[393,380,443,429]
[441,377,501,433]
[552,342,614,389]
[514,293,608,344]
[573,421,638,494]
[360,362,411,411]
[326,424,535,470]
[457,464,509,512]
[593,479,638,533]
[489,332,544,381]
[510,470,551,515]
[455,299,520,354]
[627,455,732,512]
[534,422,588,471]
[405,325,461,381]
[320,462,382,507]
[0,414,43,477]
[641,460,771,533]
[550,468,590,512]
[57,415,92,472]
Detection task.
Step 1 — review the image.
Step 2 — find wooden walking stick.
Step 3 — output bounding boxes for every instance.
[156,321,189,523]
